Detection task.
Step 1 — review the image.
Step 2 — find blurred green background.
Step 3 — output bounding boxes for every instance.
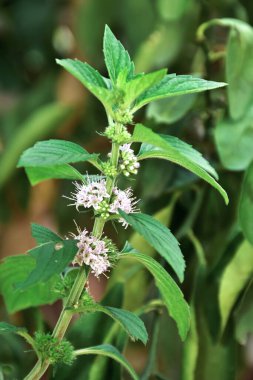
[1,0,253,379]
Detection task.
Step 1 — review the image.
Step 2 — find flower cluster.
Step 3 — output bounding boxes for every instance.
[67,177,109,212]
[72,227,114,277]
[68,177,138,224]
[104,123,131,144]
[119,144,140,177]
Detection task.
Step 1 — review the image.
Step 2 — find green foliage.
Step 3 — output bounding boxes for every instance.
[0,255,62,314]
[218,240,253,333]
[0,322,27,336]
[133,123,228,203]
[18,139,97,168]
[17,240,78,289]
[35,332,75,366]
[25,165,84,185]
[147,93,197,124]
[0,103,74,187]
[239,162,253,244]
[119,210,185,282]
[120,248,190,340]
[75,344,138,380]
[31,223,63,245]
[103,25,135,84]
[76,303,148,345]
[132,74,226,112]
[215,106,253,171]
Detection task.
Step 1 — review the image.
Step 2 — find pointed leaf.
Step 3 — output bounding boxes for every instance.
[103,25,134,84]
[17,240,78,289]
[120,250,190,340]
[75,344,138,380]
[31,223,63,245]
[0,255,62,313]
[18,139,97,168]
[77,304,148,345]
[133,74,226,111]
[133,124,228,204]
[56,58,112,107]
[119,210,184,282]
[239,162,253,245]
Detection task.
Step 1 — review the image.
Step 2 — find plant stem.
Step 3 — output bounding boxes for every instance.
[24,133,121,379]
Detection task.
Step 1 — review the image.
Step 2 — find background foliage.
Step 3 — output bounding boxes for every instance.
[0,0,253,379]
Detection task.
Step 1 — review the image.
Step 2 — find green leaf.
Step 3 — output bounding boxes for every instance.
[132,74,226,112]
[199,19,253,120]
[77,304,148,345]
[119,210,185,282]
[75,344,138,380]
[18,139,97,168]
[123,69,167,108]
[214,106,253,171]
[103,25,134,84]
[0,103,74,188]
[25,164,84,185]
[0,255,62,313]
[0,322,26,335]
[218,240,253,333]
[239,162,253,245]
[235,282,253,344]
[56,58,112,108]
[17,240,78,289]
[147,93,197,124]
[133,124,228,204]
[120,251,190,340]
[31,223,63,245]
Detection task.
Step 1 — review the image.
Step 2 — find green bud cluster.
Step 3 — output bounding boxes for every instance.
[34,332,75,366]
[96,200,110,219]
[80,290,96,308]
[104,123,131,144]
[101,161,118,177]
[114,109,133,124]
[104,237,119,264]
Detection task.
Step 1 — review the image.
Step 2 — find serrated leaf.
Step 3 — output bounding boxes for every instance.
[56,58,113,108]
[214,106,253,171]
[16,240,78,289]
[120,250,190,340]
[75,344,138,380]
[103,25,134,84]
[25,164,84,185]
[119,210,185,282]
[0,255,62,313]
[31,223,63,245]
[77,304,148,345]
[18,139,97,168]
[133,123,228,204]
[132,74,226,111]
[218,240,253,333]
[239,162,253,245]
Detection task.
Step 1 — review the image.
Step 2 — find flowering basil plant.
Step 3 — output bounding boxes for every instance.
[0,26,228,379]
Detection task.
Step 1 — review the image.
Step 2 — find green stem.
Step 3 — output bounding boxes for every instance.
[24,131,121,379]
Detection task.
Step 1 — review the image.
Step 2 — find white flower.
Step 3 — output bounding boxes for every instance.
[71,226,110,277]
[110,187,139,228]
[67,177,110,211]
[119,144,140,176]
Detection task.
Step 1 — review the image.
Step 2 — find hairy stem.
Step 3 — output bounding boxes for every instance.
[24,128,121,380]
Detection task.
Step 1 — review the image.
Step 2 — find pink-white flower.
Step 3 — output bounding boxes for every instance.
[110,187,139,228]
[72,226,110,277]
[67,177,110,211]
